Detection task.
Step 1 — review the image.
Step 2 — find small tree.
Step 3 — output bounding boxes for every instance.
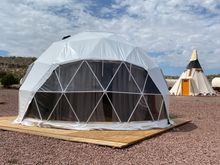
[0,73,19,87]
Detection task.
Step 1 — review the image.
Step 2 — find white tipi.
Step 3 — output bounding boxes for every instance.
[170,49,215,96]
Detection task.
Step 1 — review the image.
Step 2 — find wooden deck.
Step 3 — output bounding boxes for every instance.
[0,116,190,148]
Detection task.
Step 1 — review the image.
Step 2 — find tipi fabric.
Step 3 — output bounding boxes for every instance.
[170,49,215,96]
[15,32,171,130]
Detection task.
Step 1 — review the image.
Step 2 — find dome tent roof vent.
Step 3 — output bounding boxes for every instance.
[62,35,71,40]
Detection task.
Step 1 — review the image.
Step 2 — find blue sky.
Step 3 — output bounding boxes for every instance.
[0,50,9,56]
[0,0,220,75]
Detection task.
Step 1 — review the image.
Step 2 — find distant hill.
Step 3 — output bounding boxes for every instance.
[0,56,219,82]
[0,56,36,80]
[207,74,220,82]
[165,75,179,79]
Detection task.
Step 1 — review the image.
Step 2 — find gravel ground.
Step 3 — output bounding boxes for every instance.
[0,88,220,165]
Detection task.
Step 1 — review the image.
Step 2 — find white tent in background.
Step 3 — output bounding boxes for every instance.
[15,32,171,130]
[212,77,220,91]
[170,49,215,96]
[166,79,177,90]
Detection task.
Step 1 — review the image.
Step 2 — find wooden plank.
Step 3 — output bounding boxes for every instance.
[0,116,190,148]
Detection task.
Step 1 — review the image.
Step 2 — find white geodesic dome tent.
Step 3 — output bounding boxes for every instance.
[15,32,171,130]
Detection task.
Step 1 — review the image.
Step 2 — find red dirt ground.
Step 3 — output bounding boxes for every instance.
[0,88,220,165]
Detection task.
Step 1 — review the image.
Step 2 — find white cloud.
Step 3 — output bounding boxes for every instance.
[112,0,220,70]
[0,0,220,73]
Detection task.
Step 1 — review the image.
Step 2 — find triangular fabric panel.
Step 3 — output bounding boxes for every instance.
[126,47,155,70]
[144,95,164,120]
[38,71,62,91]
[143,76,160,94]
[90,38,124,61]
[66,62,103,91]
[25,99,41,119]
[186,59,202,69]
[88,94,120,122]
[65,92,103,122]
[157,102,168,120]
[57,60,82,90]
[48,95,78,121]
[88,61,120,89]
[125,62,148,91]
[69,39,102,59]
[107,63,140,93]
[35,92,62,120]
[129,96,153,121]
[107,93,141,122]
[56,44,79,63]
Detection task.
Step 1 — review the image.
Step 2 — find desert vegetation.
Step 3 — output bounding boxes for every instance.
[0,56,36,87]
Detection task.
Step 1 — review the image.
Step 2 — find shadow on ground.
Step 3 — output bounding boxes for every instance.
[171,122,198,132]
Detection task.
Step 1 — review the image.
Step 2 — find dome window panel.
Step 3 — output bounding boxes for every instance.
[129,96,154,121]
[47,95,79,121]
[88,94,120,122]
[143,76,160,94]
[128,63,148,91]
[107,63,140,93]
[57,61,83,90]
[107,93,141,122]
[65,92,103,122]
[38,71,62,92]
[88,61,121,89]
[66,62,103,92]
[24,98,42,120]
[144,95,164,120]
[35,92,62,120]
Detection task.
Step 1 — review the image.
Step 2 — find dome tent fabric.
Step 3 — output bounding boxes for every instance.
[15,32,171,130]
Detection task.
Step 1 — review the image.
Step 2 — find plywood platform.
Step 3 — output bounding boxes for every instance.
[0,116,190,148]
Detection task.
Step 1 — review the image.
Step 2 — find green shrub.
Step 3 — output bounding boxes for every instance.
[7,158,18,164]
[0,73,19,87]
[0,71,7,78]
